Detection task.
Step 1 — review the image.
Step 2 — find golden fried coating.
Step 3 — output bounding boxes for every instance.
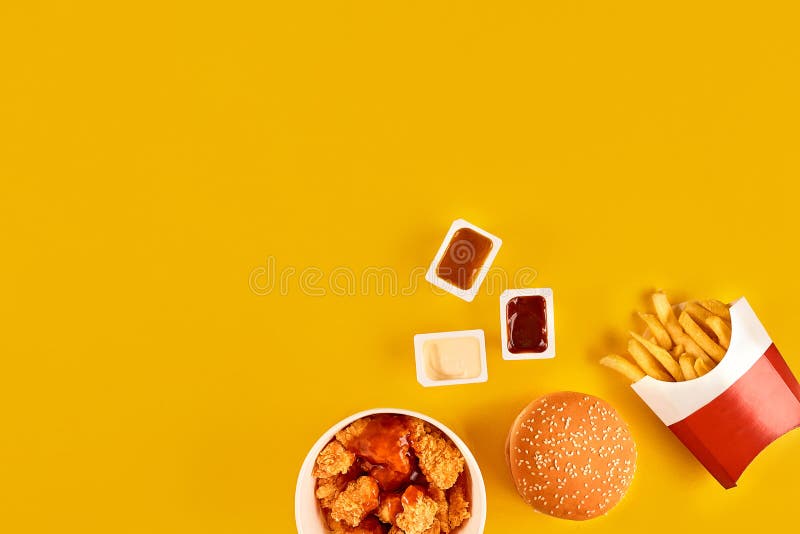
[428,487,449,533]
[407,418,432,443]
[446,476,470,530]
[316,416,471,534]
[395,487,438,534]
[391,521,441,534]
[316,472,352,509]
[335,417,372,448]
[324,509,345,531]
[351,517,386,534]
[330,476,381,527]
[325,511,385,534]
[337,415,414,482]
[411,430,464,490]
[314,441,356,479]
[390,521,440,534]
[375,493,403,525]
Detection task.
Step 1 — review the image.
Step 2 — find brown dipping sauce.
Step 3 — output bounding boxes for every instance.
[436,228,494,290]
[343,415,427,492]
[506,295,548,353]
[401,485,426,506]
[346,415,412,476]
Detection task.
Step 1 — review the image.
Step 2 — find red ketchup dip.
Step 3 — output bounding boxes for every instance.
[506,295,548,354]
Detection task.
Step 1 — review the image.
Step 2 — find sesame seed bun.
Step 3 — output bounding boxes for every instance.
[505,391,636,521]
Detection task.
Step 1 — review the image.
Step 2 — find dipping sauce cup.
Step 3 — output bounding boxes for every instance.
[500,288,556,360]
[414,329,488,387]
[425,219,502,302]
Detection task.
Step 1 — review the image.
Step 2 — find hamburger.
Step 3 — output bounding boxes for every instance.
[506,391,636,520]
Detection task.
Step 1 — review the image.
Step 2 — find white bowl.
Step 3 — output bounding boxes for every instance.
[295,408,487,534]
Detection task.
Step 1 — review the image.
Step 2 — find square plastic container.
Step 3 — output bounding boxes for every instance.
[499,288,555,360]
[425,219,502,302]
[414,329,488,387]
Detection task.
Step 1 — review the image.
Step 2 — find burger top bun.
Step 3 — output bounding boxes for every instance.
[506,391,636,521]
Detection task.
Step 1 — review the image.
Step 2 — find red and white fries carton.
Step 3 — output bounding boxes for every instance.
[631,297,800,488]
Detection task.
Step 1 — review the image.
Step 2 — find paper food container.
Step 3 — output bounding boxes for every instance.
[295,408,487,534]
[631,297,800,488]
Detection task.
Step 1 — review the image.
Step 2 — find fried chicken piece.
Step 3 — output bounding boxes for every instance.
[407,418,430,443]
[314,441,356,479]
[338,415,414,478]
[330,476,381,527]
[336,417,372,448]
[428,487,450,533]
[370,464,414,492]
[446,475,470,530]
[390,519,441,534]
[325,511,386,534]
[410,430,464,490]
[352,517,387,534]
[395,486,438,534]
[375,493,403,525]
[393,520,441,534]
[325,509,349,532]
[317,475,344,509]
[316,464,360,509]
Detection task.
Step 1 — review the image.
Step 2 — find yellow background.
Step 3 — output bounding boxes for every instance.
[2,1,799,532]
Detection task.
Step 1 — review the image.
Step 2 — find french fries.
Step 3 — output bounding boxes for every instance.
[630,332,683,381]
[700,300,731,321]
[638,312,672,349]
[627,339,674,382]
[678,311,726,362]
[652,292,711,363]
[695,357,713,377]
[705,315,732,349]
[684,302,718,337]
[679,354,697,380]
[684,302,713,324]
[600,355,646,382]
[601,292,730,383]
[652,291,680,333]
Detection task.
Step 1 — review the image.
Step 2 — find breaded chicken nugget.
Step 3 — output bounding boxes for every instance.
[351,517,386,534]
[325,511,385,534]
[411,430,464,490]
[330,476,381,527]
[428,486,450,533]
[313,441,356,479]
[375,493,403,525]
[335,417,372,448]
[446,475,470,530]
[316,468,357,509]
[395,486,438,534]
